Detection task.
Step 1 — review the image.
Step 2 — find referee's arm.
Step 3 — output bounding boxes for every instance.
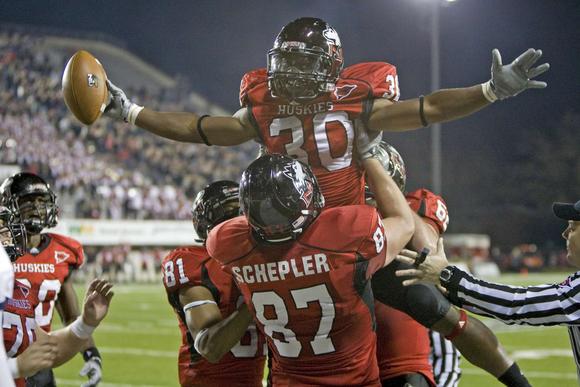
[441,266,580,326]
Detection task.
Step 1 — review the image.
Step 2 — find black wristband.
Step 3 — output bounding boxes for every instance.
[82,346,101,361]
[197,114,212,146]
[419,95,429,127]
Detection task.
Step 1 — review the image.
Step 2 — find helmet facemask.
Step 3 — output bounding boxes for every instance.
[267,17,344,102]
[15,193,58,234]
[0,207,27,261]
[191,181,240,243]
[268,46,339,102]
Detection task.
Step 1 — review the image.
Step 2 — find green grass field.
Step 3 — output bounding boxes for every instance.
[53,273,578,386]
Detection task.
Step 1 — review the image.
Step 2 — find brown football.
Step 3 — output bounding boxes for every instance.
[62,50,108,125]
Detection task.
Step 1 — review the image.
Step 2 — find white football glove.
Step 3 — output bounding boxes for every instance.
[356,126,383,161]
[79,356,102,387]
[105,80,143,124]
[483,48,549,101]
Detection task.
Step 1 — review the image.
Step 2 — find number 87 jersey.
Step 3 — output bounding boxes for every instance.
[208,206,389,387]
[240,62,400,208]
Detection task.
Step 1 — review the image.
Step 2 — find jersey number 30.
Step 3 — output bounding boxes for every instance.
[270,111,354,172]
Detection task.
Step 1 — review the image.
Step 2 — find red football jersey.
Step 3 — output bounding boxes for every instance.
[374,188,448,385]
[3,278,39,387]
[162,245,266,387]
[406,189,450,234]
[12,233,84,330]
[207,206,388,387]
[239,62,399,207]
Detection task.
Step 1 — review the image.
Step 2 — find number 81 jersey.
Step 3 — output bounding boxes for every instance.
[240,62,400,208]
[162,245,266,387]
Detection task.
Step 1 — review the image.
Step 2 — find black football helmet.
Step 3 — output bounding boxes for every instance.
[267,17,344,102]
[240,154,325,243]
[0,205,27,261]
[0,172,58,234]
[365,142,407,202]
[192,180,240,243]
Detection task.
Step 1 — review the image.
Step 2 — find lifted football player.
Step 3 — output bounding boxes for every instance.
[0,173,104,387]
[103,17,545,386]
[206,151,415,386]
[162,180,266,387]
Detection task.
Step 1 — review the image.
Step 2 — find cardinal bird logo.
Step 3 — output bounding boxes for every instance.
[334,84,357,100]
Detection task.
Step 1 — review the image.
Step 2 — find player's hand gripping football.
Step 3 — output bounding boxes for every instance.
[484,48,550,101]
[81,279,114,327]
[395,238,449,286]
[104,80,143,123]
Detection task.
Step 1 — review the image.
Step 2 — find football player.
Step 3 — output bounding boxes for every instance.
[0,206,114,387]
[162,180,266,386]
[103,17,542,386]
[206,149,416,386]
[367,143,461,387]
[105,17,548,206]
[0,173,103,387]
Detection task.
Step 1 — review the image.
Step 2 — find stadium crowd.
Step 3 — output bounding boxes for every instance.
[0,31,256,220]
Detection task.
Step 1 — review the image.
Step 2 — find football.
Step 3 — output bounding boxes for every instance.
[62,50,108,125]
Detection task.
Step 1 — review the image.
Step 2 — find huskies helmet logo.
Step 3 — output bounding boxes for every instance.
[322,27,341,47]
[283,162,313,207]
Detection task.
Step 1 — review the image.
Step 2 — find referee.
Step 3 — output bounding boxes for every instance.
[395,199,580,382]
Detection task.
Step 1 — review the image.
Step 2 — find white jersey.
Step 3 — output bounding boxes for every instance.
[0,245,16,387]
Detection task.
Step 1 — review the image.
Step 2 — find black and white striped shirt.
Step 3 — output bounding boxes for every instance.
[442,266,580,383]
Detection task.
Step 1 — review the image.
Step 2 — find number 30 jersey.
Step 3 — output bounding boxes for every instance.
[240,62,399,208]
[207,206,388,387]
[162,246,266,387]
[11,233,84,331]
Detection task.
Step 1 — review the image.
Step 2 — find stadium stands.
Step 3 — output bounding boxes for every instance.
[0,30,257,220]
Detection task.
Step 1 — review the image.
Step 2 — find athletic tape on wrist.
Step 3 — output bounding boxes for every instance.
[481,81,498,103]
[127,104,144,125]
[8,358,20,378]
[183,300,217,313]
[70,316,96,339]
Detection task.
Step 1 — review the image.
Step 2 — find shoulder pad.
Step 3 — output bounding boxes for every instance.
[46,233,84,267]
[406,189,449,234]
[341,62,400,101]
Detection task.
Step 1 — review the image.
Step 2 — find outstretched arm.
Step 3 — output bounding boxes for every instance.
[106,81,257,146]
[395,242,580,326]
[368,48,549,132]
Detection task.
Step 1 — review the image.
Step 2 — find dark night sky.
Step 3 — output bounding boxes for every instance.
[1,0,579,243]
